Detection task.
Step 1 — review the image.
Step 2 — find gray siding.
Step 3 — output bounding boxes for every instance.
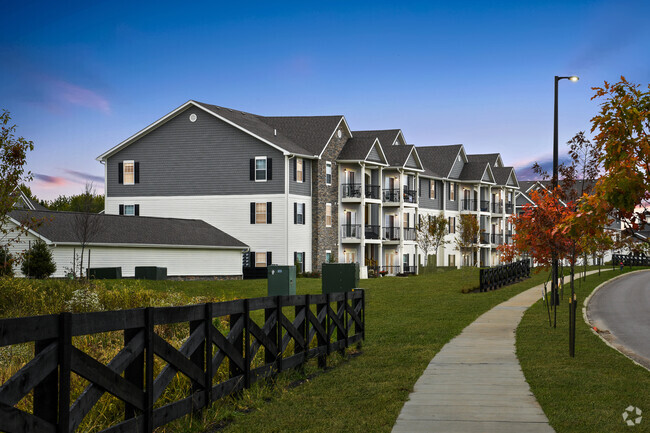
[366,145,383,163]
[419,178,443,210]
[446,182,459,211]
[481,169,491,182]
[289,158,312,196]
[449,156,464,178]
[516,194,531,207]
[507,173,517,186]
[107,106,285,197]
[405,153,419,169]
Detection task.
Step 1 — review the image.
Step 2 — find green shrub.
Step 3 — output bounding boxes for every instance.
[20,240,56,278]
[0,249,13,277]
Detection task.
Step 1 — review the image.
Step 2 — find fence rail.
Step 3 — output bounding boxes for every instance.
[0,291,365,433]
[612,254,650,268]
[479,260,530,292]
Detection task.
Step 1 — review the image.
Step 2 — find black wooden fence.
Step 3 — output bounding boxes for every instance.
[479,260,531,292]
[612,254,650,268]
[0,290,365,433]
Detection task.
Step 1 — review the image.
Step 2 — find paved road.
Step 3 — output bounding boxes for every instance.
[587,270,650,369]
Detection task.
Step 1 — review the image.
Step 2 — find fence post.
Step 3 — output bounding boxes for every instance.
[58,312,71,433]
[33,338,58,426]
[204,302,213,409]
[264,297,278,371]
[343,291,349,350]
[317,296,327,369]
[124,327,144,420]
[144,307,154,433]
[244,299,251,389]
[229,309,243,381]
[276,295,283,373]
[189,313,205,417]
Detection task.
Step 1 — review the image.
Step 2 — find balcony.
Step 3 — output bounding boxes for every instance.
[461,199,477,211]
[505,233,513,244]
[480,232,491,244]
[402,265,417,274]
[383,188,400,203]
[491,233,503,245]
[341,183,362,199]
[403,227,416,241]
[479,200,490,212]
[381,265,400,275]
[365,185,381,200]
[492,202,503,214]
[383,226,400,241]
[403,187,417,204]
[505,203,514,214]
[365,224,380,240]
[340,224,361,239]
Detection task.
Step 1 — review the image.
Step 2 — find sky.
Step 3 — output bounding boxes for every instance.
[2,0,649,200]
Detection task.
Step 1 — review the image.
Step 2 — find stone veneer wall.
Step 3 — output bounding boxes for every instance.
[311,127,350,271]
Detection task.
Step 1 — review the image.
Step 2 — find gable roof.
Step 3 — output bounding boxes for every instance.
[467,153,503,167]
[416,144,464,178]
[337,131,388,164]
[8,210,247,249]
[459,162,494,183]
[261,115,348,157]
[11,188,48,211]
[492,167,519,187]
[383,144,423,170]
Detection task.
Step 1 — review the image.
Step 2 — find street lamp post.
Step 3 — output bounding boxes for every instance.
[552,75,578,328]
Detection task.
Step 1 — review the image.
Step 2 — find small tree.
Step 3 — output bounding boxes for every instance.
[70,182,104,277]
[456,214,479,266]
[21,240,56,278]
[415,211,447,267]
[0,247,13,276]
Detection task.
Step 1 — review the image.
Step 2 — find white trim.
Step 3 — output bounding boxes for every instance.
[402,147,425,172]
[123,160,135,185]
[6,216,53,244]
[254,156,267,182]
[445,145,467,179]
[363,139,389,166]
[54,242,247,250]
[319,117,352,159]
[296,157,304,183]
[325,161,332,186]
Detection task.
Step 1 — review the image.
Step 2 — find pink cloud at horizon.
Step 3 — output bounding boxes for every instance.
[48,79,111,114]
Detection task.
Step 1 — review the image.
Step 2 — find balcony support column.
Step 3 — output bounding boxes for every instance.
[359,162,366,268]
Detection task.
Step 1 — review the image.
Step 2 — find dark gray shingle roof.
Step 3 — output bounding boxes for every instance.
[416,145,463,178]
[338,132,377,160]
[384,144,415,167]
[492,167,515,186]
[9,210,247,248]
[261,116,344,157]
[459,162,490,182]
[467,153,501,166]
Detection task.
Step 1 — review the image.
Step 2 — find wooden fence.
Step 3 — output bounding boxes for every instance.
[0,290,365,432]
[479,260,530,292]
[612,254,650,268]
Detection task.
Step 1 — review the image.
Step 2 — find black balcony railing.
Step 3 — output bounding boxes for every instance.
[403,187,417,203]
[383,226,400,240]
[480,200,490,212]
[403,227,416,241]
[365,224,380,240]
[461,199,477,211]
[480,232,491,244]
[505,234,513,244]
[491,233,503,245]
[341,224,361,238]
[365,184,380,199]
[402,265,417,274]
[341,183,362,198]
[383,188,400,203]
[381,266,401,275]
[505,203,514,214]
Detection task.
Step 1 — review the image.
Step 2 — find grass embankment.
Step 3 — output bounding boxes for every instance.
[1,269,551,432]
[517,268,650,433]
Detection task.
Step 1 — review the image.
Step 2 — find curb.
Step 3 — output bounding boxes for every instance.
[582,269,650,373]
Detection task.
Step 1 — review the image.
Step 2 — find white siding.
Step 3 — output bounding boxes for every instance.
[288,195,313,271]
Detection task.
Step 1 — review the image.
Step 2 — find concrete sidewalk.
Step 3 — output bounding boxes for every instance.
[392,283,555,433]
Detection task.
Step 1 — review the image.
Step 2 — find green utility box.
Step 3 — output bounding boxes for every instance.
[88,267,122,279]
[135,266,167,280]
[267,265,296,296]
[322,263,359,294]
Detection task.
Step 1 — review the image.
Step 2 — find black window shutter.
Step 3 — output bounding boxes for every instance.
[429,180,432,199]
[267,202,272,224]
[267,158,272,180]
[294,252,297,265]
[119,204,124,215]
[118,163,123,184]
[134,204,140,216]
[250,159,255,181]
[249,252,254,267]
[250,202,255,224]
[303,252,305,267]
[294,202,297,224]
[134,162,140,183]
[302,204,306,225]
[267,251,272,266]
[293,158,297,181]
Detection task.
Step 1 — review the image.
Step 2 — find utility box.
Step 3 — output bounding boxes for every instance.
[135,266,167,280]
[267,265,296,296]
[322,263,359,294]
[88,267,122,279]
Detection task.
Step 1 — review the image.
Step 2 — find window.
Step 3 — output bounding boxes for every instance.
[326,162,332,185]
[255,252,267,267]
[295,202,305,224]
[294,252,304,272]
[326,203,332,227]
[124,205,135,216]
[448,216,456,234]
[123,161,134,185]
[255,203,267,224]
[325,250,332,263]
[430,181,436,199]
[255,157,267,181]
[449,182,455,201]
[296,158,304,182]
[448,254,456,267]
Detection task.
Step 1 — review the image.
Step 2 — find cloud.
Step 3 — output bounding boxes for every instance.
[47,79,111,114]
[514,154,572,181]
[33,173,70,187]
[64,169,104,183]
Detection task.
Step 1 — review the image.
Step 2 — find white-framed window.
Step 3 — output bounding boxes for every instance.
[430,180,436,199]
[326,161,332,185]
[255,156,267,181]
[326,203,332,227]
[123,160,135,185]
[255,203,267,224]
[124,205,135,216]
[295,252,304,270]
[255,252,267,267]
[448,216,456,234]
[296,203,305,224]
[296,158,304,183]
[448,254,456,267]
[325,250,332,263]
[449,182,455,201]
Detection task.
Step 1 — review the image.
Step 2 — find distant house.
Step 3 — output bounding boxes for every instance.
[4,209,248,278]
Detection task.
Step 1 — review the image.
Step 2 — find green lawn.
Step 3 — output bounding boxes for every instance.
[517,268,650,433]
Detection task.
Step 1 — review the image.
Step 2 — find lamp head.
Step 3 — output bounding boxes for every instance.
[569,76,579,82]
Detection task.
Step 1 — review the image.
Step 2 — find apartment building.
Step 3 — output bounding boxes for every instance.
[97,100,519,276]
